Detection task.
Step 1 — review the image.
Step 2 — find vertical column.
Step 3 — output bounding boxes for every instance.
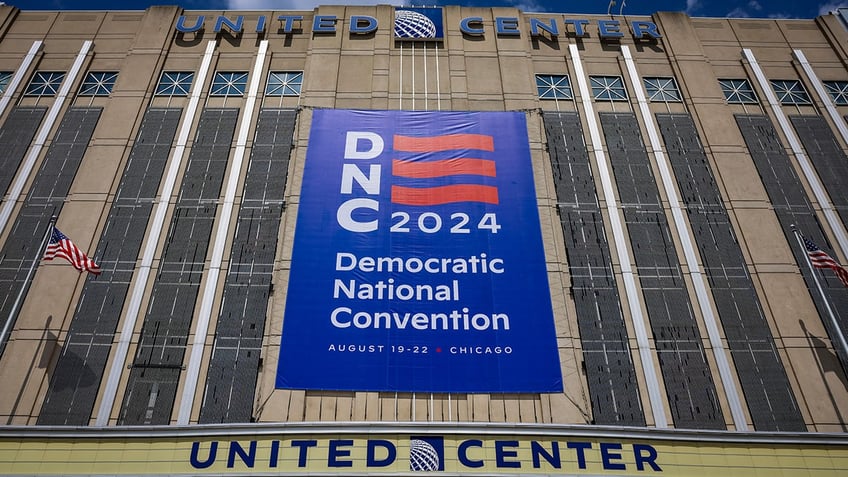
[621,45,747,430]
[96,40,217,426]
[568,43,667,428]
[178,40,270,424]
[0,41,92,234]
[0,42,46,198]
[0,41,42,117]
[793,49,848,148]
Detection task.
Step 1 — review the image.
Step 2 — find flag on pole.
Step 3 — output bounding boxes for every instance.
[43,227,101,275]
[804,236,848,287]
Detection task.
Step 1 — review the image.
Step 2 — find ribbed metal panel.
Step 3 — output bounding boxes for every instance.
[38,108,182,425]
[790,115,848,228]
[199,109,296,423]
[0,107,47,199]
[118,108,237,425]
[542,111,645,426]
[657,113,805,431]
[737,114,848,373]
[0,107,101,358]
[600,112,725,430]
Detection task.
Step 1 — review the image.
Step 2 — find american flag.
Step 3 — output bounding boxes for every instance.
[804,236,848,287]
[43,227,101,275]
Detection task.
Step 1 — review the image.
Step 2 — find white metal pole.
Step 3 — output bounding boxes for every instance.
[791,225,848,362]
[0,215,56,357]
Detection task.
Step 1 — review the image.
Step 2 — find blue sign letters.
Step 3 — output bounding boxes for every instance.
[173,13,661,39]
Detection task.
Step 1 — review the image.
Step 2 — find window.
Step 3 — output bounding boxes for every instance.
[155,72,194,96]
[643,77,681,102]
[590,76,627,101]
[824,80,848,105]
[266,72,303,96]
[210,72,248,97]
[770,80,811,105]
[536,74,572,100]
[719,79,758,104]
[79,72,118,96]
[0,72,13,93]
[25,71,64,97]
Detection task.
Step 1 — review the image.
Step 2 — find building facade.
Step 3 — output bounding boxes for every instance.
[0,4,847,475]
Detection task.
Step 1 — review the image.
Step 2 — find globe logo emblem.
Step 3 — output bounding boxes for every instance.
[395,10,437,38]
[409,439,440,471]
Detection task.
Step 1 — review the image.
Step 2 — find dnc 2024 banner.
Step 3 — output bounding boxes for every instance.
[276,109,562,393]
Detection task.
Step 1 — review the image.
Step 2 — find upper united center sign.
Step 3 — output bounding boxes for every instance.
[174,7,662,40]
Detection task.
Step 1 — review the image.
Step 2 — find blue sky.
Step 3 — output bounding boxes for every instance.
[8,0,848,20]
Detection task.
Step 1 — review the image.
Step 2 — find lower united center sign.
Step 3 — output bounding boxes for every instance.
[276,109,562,393]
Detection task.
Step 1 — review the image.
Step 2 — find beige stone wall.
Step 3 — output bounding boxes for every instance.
[0,4,845,431]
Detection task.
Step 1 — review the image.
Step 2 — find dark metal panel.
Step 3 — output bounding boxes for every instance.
[542,111,645,426]
[38,108,182,426]
[0,107,101,359]
[600,112,725,430]
[118,367,181,425]
[737,114,848,380]
[0,107,47,199]
[790,115,848,227]
[119,108,238,425]
[657,113,804,431]
[200,109,296,424]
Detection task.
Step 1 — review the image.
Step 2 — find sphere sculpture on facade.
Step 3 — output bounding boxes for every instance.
[408,439,440,471]
[394,10,437,38]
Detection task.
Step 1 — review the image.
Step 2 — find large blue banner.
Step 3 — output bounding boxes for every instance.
[276,110,562,393]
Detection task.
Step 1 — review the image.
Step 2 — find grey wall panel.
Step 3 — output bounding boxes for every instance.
[119,108,237,425]
[542,111,645,426]
[737,114,848,374]
[790,115,848,228]
[600,112,725,430]
[38,108,181,425]
[657,113,804,431]
[0,107,47,199]
[200,109,296,424]
[0,107,101,359]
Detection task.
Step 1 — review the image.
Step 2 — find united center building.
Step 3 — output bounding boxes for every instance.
[0,4,847,476]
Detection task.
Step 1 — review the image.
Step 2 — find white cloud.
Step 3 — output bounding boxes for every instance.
[686,0,701,14]
[507,0,550,12]
[726,7,751,17]
[227,0,405,10]
[747,0,762,11]
[818,0,848,15]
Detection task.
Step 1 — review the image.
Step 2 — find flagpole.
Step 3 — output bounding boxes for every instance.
[791,224,848,363]
[0,215,56,358]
